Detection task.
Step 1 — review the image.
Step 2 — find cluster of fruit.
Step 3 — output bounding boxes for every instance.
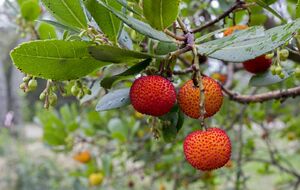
[73,151,104,186]
[19,76,38,92]
[129,25,293,171]
[130,75,231,171]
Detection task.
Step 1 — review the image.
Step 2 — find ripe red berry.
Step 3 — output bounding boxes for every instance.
[178,77,223,119]
[243,55,272,74]
[183,128,231,171]
[130,75,176,116]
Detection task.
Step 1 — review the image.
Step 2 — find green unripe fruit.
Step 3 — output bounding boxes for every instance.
[49,92,58,106]
[270,65,276,75]
[28,79,37,91]
[39,92,46,100]
[279,73,285,79]
[19,82,26,90]
[279,49,289,61]
[71,85,80,96]
[77,90,84,99]
[295,67,300,78]
[275,66,282,75]
[280,49,289,58]
[22,76,31,82]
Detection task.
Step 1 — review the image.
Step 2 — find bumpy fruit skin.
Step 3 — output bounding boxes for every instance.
[73,151,91,163]
[89,173,104,186]
[242,55,272,74]
[178,77,223,119]
[130,75,176,116]
[224,25,248,36]
[183,128,231,171]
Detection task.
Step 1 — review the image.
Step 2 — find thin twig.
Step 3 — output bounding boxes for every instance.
[192,1,246,33]
[164,29,186,41]
[177,17,188,33]
[221,85,300,104]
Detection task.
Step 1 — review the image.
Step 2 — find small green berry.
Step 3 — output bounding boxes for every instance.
[49,92,58,106]
[39,92,46,100]
[28,79,38,91]
[71,85,80,96]
[22,76,31,82]
[275,66,282,75]
[270,65,276,75]
[19,82,26,90]
[295,67,300,78]
[279,73,285,79]
[77,90,84,99]
[280,49,289,57]
[279,49,289,61]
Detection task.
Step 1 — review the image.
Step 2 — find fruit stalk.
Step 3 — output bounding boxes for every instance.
[192,46,206,129]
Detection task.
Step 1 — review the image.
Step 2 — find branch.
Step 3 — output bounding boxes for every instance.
[191,1,246,33]
[177,17,188,34]
[164,29,186,41]
[221,86,300,104]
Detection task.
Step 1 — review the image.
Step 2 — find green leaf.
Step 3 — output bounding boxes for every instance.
[84,0,122,43]
[101,58,152,89]
[88,45,152,63]
[10,40,108,81]
[96,88,130,111]
[176,110,184,132]
[296,0,300,18]
[96,0,173,42]
[115,0,142,16]
[38,20,80,33]
[161,121,177,143]
[249,70,291,86]
[21,0,41,21]
[159,105,183,142]
[155,42,177,55]
[249,14,268,26]
[195,28,227,43]
[41,0,87,30]
[38,22,57,39]
[197,19,300,62]
[254,0,287,23]
[143,0,180,30]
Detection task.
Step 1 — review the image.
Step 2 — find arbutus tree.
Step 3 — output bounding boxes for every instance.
[6,0,300,189]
